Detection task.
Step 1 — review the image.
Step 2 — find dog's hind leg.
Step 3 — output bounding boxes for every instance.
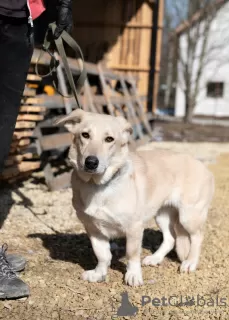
[142,207,176,266]
[82,233,112,283]
[179,206,208,273]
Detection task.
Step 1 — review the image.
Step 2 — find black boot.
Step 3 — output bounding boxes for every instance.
[0,244,30,299]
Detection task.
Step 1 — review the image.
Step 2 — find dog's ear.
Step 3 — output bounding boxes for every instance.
[54,109,85,133]
[117,116,133,143]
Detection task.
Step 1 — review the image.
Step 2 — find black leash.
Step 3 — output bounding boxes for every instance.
[35,22,86,109]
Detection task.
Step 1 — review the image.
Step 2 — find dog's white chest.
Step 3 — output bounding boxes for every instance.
[79,178,136,238]
[80,183,108,215]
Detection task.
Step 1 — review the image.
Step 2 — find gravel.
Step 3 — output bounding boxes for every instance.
[0,142,228,319]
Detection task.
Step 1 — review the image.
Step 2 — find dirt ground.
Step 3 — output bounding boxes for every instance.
[151,120,229,142]
[0,142,229,320]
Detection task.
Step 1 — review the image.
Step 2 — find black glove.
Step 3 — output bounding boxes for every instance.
[54,0,73,39]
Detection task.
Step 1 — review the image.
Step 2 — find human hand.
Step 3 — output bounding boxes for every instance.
[54,0,73,39]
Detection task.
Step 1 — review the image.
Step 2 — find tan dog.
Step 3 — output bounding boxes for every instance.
[56,109,214,286]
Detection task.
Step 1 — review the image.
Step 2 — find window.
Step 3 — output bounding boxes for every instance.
[207,82,224,98]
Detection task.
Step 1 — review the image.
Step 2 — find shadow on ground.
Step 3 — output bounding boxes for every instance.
[0,184,33,230]
[0,183,61,238]
[28,228,178,277]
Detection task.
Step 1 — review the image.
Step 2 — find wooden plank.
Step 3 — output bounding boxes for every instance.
[23,88,36,97]
[9,145,32,154]
[153,0,164,113]
[84,79,98,113]
[97,64,115,116]
[55,52,73,115]
[16,144,31,152]
[23,94,146,110]
[20,106,46,113]
[4,152,34,167]
[0,161,40,179]
[17,114,44,121]
[34,118,56,129]
[119,75,144,139]
[39,111,143,130]
[7,153,34,164]
[20,143,37,155]
[31,49,132,82]
[13,131,34,140]
[141,4,152,96]
[74,22,154,29]
[14,139,31,147]
[40,133,72,151]
[111,65,150,72]
[10,139,31,151]
[135,6,142,66]
[18,139,31,147]
[101,0,154,97]
[15,121,36,129]
[23,97,52,105]
[128,74,153,138]
[26,74,41,82]
[82,90,90,112]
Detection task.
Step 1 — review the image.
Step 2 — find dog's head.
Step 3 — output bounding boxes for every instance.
[55,109,132,183]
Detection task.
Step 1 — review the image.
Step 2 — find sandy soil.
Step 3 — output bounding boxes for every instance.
[0,142,229,320]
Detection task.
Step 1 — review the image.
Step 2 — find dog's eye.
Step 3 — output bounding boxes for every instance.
[82,132,90,139]
[105,136,114,143]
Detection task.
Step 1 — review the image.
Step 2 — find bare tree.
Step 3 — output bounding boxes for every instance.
[162,0,190,111]
[166,0,227,122]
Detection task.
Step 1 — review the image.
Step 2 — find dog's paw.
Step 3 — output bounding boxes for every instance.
[142,254,163,266]
[180,260,198,273]
[125,270,143,287]
[82,269,106,283]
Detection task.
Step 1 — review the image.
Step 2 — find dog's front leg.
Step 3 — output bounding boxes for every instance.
[125,224,144,286]
[82,234,111,283]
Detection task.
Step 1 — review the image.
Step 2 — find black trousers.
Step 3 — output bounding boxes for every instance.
[0,16,34,173]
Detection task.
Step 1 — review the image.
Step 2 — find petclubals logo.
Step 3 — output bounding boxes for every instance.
[111,292,227,318]
[141,294,227,308]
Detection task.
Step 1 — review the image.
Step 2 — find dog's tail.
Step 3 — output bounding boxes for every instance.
[174,221,190,261]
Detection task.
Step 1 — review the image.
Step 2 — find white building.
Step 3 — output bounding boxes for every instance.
[175,0,229,118]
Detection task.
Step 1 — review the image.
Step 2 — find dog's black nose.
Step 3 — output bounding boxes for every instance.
[85,156,99,170]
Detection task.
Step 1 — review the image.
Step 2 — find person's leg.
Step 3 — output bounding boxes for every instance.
[0,16,34,299]
[0,16,33,172]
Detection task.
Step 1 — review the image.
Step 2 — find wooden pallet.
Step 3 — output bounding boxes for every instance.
[0,75,45,183]
[1,51,153,188]
[1,161,41,180]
